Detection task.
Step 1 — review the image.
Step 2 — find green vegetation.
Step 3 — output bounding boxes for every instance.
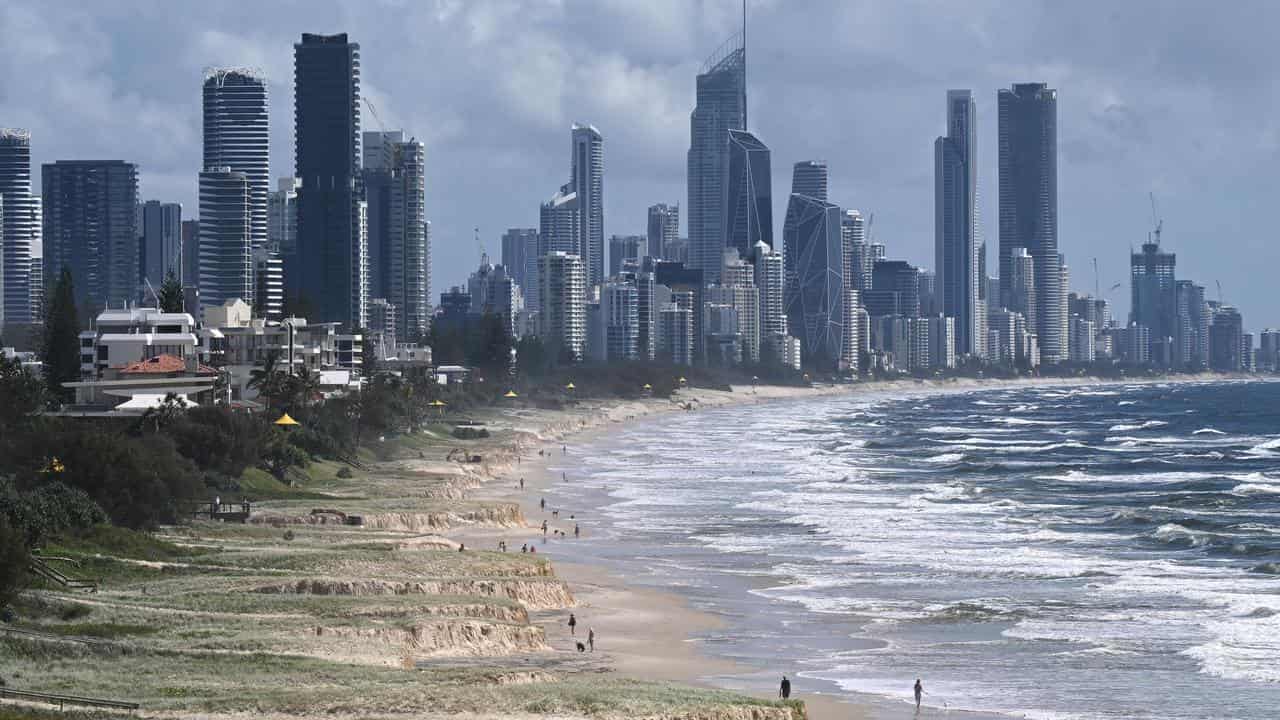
[39,268,80,403]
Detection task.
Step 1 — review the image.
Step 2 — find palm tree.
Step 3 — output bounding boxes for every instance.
[248,351,284,409]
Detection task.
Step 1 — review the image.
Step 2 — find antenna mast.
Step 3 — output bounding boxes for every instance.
[742,0,748,130]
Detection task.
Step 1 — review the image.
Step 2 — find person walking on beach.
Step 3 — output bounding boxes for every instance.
[913,678,923,711]
[540,497,546,511]
[587,627,595,651]
[520,477,524,490]
[779,676,791,699]
[568,613,577,636]
[542,520,548,536]
[574,523,580,538]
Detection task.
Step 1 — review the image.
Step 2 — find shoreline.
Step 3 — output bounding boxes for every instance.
[451,374,1235,719]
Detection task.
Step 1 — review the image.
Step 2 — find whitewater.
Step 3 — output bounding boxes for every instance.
[549,379,1280,720]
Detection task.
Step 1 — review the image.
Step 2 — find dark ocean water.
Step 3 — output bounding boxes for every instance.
[545,380,1280,719]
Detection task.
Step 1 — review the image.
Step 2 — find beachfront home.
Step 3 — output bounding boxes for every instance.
[60,353,219,415]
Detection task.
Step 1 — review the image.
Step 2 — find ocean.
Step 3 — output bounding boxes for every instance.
[545,380,1280,719]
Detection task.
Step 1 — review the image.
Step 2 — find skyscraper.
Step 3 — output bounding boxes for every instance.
[1130,239,1176,350]
[1175,280,1210,370]
[203,68,269,251]
[608,235,643,276]
[42,160,139,317]
[538,251,586,362]
[138,200,183,287]
[539,184,580,257]
[198,168,253,312]
[0,129,41,326]
[646,203,679,260]
[935,89,981,357]
[723,129,772,265]
[570,124,604,290]
[688,31,746,284]
[501,228,539,304]
[783,193,845,369]
[1008,247,1035,321]
[840,209,868,291]
[998,82,1063,362]
[363,131,428,341]
[292,33,365,328]
[791,161,828,202]
[268,177,299,257]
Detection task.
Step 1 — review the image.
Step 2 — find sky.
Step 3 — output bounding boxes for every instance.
[2,0,1277,330]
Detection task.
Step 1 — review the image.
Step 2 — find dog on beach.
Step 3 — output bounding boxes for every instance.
[576,642,586,653]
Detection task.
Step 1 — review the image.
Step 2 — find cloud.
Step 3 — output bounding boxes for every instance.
[2,0,1278,330]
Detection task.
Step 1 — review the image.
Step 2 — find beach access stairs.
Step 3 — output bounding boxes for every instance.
[27,555,98,593]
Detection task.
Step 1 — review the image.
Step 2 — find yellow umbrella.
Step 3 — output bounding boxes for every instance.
[643,383,653,390]
[429,399,447,407]
[504,390,519,398]
[677,376,687,384]
[275,412,300,426]
[565,382,576,390]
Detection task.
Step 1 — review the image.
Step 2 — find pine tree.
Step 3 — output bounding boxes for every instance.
[157,270,185,313]
[41,268,82,403]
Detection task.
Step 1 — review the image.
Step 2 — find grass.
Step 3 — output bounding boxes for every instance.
[43,525,196,561]
[40,623,158,639]
[236,467,342,501]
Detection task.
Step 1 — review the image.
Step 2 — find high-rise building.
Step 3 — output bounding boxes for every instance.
[783,193,846,369]
[1130,239,1176,351]
[1007,247,1035,320]
[592,279,638,362]
[750,240,786,341]
[724,129,772,264]
[657,292,694,366]
[1174,280,1209,370]
[1,130,41,326]
[998,82,1063,362]
[1258,329,1280,373]
[182,220,200,291]
[540,184,580,257]
[653,261,706,363]
[268,177,299,257]
[840,209,869,292]
[253,246,284,321]
[1069,315,1096,363]
[502,228,539,310]
[791,161,828,202]
[42,160,138,317]
[646,203,679,260]
[363,131,428,341]
[707,249,760,363]
[570,124,604,289]
[537,251,586,362]
[688,31,746,284]
[138,201,183,289]
[935,89,981,357]
[292,33,365,328]
[608,235,644,277]
[918,269,937,317]
[1209,306,1244,372]
[868,260,921,317]
[633,270,657,361]
[197,168,253,312]
[203,68,268,252]
[468,254,521,337]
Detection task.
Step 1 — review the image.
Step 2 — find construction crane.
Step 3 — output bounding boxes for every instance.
[363,96,387,134]
[1092,257,1100,298]
[1149,192,1163,246]
[474,227,486,262]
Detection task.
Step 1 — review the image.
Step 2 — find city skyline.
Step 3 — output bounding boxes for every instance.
[2,2,1278,330]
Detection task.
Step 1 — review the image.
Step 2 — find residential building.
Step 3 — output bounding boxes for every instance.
[791,161,827,202]
[868,260,921,317]
[657,296,694,366]
[363,131,429,341]
[538,251,586,362]
[539,183,580,257]
[1069,316,1096,363]
[203,68,269,253]
[591,278,639,362]
[706,249,760,363]
[1175,280,1209,370]
[646,203,679,260]
[609,235,644,277]
[182,220,200,290]
[42,160,138,317]
[750,240,787,348]
[434,287,471,334]
[1258,329,1280,373]
[268,177,299,257]
[653,261,705,363]
[935,89,981,357]
[632,270,657,361]
[253,246,284,321]
[366,297,397,360]
[570,123,605,290]
[78,306,200,379]
[198,169,253,312]
[1007,247,1035,320]
[1209,306,1244,372]
[688,31,746,284]
[840,288,862,373]
[927,314,957,369]
[1130,239,1177,358]
[841,209,870,292]
[501,228,539,305]
[468,254,521,336]
[1,129,42,326]
[724,129,772,263]
[138,200,183,289]
[783,193,846,369]
[998,82,1063,362]
[292,33,366,328]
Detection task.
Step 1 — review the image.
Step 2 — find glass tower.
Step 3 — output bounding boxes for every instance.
[687,33,746,286]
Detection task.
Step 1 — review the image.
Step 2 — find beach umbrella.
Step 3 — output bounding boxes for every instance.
[565,382,576,390]
[643,383,653,391]
[275,412,300,427]
[504,390,519,398]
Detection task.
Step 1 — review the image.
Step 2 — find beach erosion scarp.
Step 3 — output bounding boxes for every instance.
[2,383,855,720]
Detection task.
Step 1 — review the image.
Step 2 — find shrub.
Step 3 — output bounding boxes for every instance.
[0,478,107,546]
[0,517,30,609]
[335,466,353,479]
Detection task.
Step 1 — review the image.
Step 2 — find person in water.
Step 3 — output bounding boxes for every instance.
[914,678,923,711]
[779,675,791,699]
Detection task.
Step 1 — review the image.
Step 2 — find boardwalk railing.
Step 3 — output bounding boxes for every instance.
[0,686,139,711]
[28,556,98,592]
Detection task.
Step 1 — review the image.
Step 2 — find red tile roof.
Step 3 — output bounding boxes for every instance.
[117,354,218,376]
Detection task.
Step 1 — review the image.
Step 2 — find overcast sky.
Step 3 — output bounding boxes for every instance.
[3,0,1276,329]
